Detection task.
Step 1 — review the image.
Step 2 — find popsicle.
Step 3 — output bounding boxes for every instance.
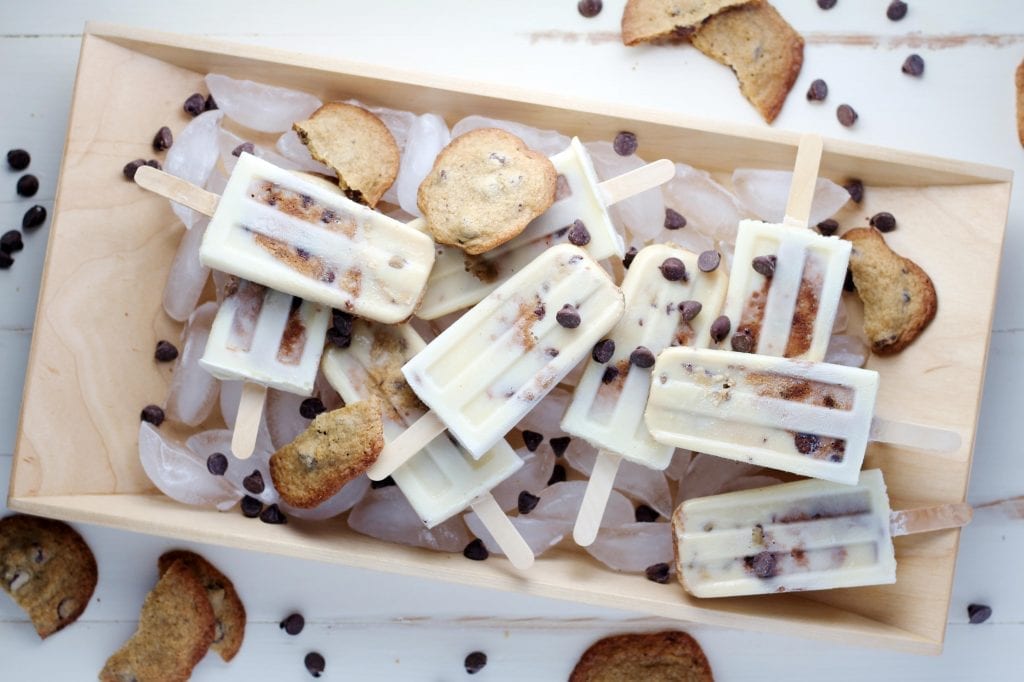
[200,277,331,458]
[673,469,972,597]
[415,137,673,320]
[645,346,961,484]
[134,153,435,324]
[321,321,534,568]
[367,243,626,480]
[560,243,729,545]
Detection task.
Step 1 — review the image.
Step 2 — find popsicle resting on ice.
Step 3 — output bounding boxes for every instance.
[367,243,626,480]
[673,469,972,597]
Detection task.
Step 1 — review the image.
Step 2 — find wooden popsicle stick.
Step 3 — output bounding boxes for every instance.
[231,382,267,460]
[366,410,447,480]
[597,159,675,207]
[134,165,220,217]
[782,133,824,229]
[869,417,963,455]
[889,503,973,536]
[572,450,623,547]
[469,492,535,570]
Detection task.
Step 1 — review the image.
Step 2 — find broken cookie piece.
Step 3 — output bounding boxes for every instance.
[621,0,754,46]
[0,514,98,639]
[569,630,715,682]
[269,399,384,508]
[417,127,557,255]
[292,102,400,207]
[842,227,938,355]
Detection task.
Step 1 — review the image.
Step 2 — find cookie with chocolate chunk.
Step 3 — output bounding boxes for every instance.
[842,227,937,355]
[569,630,715,682]
[689,1,804,123]
[417,128,557,255]
[158,551,245,662]
[269,399,384,508]
[621,0,754,46]
[99,559,215,682]
[292,102,399,207]
[0,514,97,639]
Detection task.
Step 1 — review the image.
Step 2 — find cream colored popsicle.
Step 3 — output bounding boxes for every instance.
[561,244,728,545]
[415,137,672,320]
[135,154,435,324]
[367,243,625,480]
[645,347,960,484]
[673,469,972,598]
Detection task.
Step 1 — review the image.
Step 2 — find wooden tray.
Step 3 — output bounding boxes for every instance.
[8,23,1012,654]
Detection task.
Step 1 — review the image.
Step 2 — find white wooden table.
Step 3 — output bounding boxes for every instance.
[3,1,1023,678]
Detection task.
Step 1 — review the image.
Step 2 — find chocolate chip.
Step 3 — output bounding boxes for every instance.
[0,252,12,269]
[630,346,656,369]
[567,219,591,246]
[152,126,173,152]
[794,433,821,454]
[326,327,351,348]
[817,0,837,9]
[184,93,206,116]
[752,255,777,278]
[613,131,638,156]
[601,365,620,384]
[843,268,856,292]
[465,650,488,674]
[244,470,266,494]
[304,651,326,677]
[1,230,23,254]
[204,94,218,111]
[280,612,305,635]
[664,208,687,230]
[577,0,602,18]
[618,242,634,266]
[816,219,839,236]
[123,159,146,181]
[232,142,255,158]
[140,404,165,426]
[16,174,39,197]
[844,178,864,203]
[154,340,179,362]
[371,476,396,489]
[517,491,540,514]
[635,505,659,523]
[967,603,992,624]
[806,78,828,101]
[645,562,671,584]
[299,397,326,419]
[592,338,615,363]
[659,257,687,282]
[731,330,754,353]
[522,430,544,452]
[887,0,908,21]
[240,496,263,518]
[902,53,925,77]
[6,149,30,171]
[146,159,162,170]
[547,464,567,485]
[749,551,776,578]
[710,316,731,343]
[22,205,47,230]
[463,538,489,561]
[260,503,287,524]
[679,300,702,322]
[550,436,571,457]
[696,250,721,273]
[870,211,897,233]
[837,104,858,127]
[207,453,228,476]
[556,304,581,329]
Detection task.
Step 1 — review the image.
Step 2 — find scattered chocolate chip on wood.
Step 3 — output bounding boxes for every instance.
[146,159,161,170]
[902,54,925,77]
[817,219,839,236]
[465,650,488,675]
[154,339,179,362]
[304,651,326,678]
[463,539,489,561]
[870,211,897,233]
[967,603,992,624]
[613,131,638,156]
[22,205,47,230]
[6,149,30,170]
[240,495,263,518]
[837,104,859,127]
[123,159,147,181]
[887,0,908,21]
[1,230,24,254]
[577,0,603,18]
[152,126,173,152]
[806,79,828,101]
[184,93,206,117]
[280,612,305,635]
[16,174,39,197]
[844,178,864,203]
[260,504,287,524]
[817,0,837,9]
[645,562,671,583]
[204,94,218,111]
[140,404,165,426]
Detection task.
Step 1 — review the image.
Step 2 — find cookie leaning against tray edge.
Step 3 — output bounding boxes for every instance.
[569,630,715,682]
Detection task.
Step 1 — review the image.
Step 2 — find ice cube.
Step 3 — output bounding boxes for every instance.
[825,334,869,368]
[662,163,745,245]
[395,113,451,216]
[490,446,555,512]
[281,476,370,520]
[164,110,224,229]
[186,429,279,505]
[164,302,220,426]
[731,169,850,227]
[832,297,848,334]
[657,226,715,255]
[206,73,322,133]
[452,115,571,157]
[138,422,239,510]
[563,443,673,518]
[463,512,567,557]
[274,130,336,176]
[586,521,673,573]
[586,141,663,242]
[530,481,634,527]
[348,486,471,552]
[676,453,767,503]
[663,449,693,481]
[517,387,572,439]
[217,127,300,174]
[162,216,210,322]
[313,371,345,411]
[718,474,784,494]
[265,389,310,451]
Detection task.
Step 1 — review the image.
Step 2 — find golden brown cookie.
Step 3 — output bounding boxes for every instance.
[158,551,246,662]
[99,559,215,682]
[569,630,715,682]
[842,227,938,355]
[292,102,400,207]
[269,399,384,508]
[621,0,754,46]
[689,1,804,123]
[0,514,97,639]
[417,128,557,255]
[1016,58,1024,147]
